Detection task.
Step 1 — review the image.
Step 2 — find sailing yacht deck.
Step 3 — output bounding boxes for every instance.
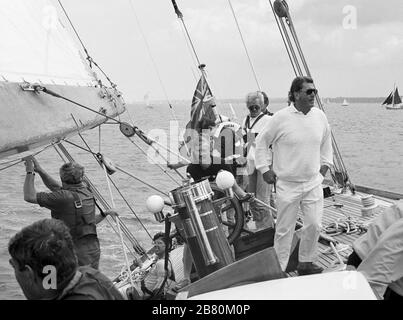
[287,190,395,276]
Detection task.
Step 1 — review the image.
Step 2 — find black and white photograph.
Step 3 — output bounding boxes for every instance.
[0,0,402,306]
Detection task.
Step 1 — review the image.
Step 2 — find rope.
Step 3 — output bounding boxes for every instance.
[268,0,298,76]
[64,140,170,206]
[171,0,202,68]
[268,0,352,189]
[101,163,136,290]
[179,24,201,83]
[63,139,152,244]
[55,142,140,255]
[0,143,57,172]
[106,175,153,241]
[31,85,187,183]
[115,166,169,197]
[57,0,117,88]
[127,0,180,122]
[323,217,367,236]
[66,118,155,242]
[228,0,261,91]
[125,138,183,185]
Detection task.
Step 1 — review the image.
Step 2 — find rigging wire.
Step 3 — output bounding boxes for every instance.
[57,0,117,89]
[176,15,201,82]
[227,0,261,91]
[67,116,145,249]
[268,0,351,189]
[0,143,58,172]
[63,138,169,239]
[127,0,180,122]
[170,0,227,120]
[171,0,202,68]
[32,85,189,179]
[268,1,298,76]
[54,142,141,255]
[101,162,136,291]
[63,139,164,239]
[68,116,153,240]
[106,175,154,240]
[126,138,183,185]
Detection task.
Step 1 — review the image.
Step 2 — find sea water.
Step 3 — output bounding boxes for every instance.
[0,101,402,299]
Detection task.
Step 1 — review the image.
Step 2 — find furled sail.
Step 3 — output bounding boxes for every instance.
[0,0,125,160]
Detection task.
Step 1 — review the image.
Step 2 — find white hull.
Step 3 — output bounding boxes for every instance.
[385,103,403,110]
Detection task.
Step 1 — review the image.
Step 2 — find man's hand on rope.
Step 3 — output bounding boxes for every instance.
[23,156,43,173]
[23,156,34,173]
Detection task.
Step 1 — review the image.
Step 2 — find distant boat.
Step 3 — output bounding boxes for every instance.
[382,85,403,110]
[341,99,349,106]
[144,92,153,109]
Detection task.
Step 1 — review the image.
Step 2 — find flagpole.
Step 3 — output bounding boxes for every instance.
[199,65,222,124]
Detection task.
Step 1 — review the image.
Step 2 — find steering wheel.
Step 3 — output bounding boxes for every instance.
[210,183,244,244]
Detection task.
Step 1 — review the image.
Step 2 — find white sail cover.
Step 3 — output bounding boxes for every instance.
[0,0,94,85]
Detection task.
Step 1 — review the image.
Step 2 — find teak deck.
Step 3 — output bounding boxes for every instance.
[173,188,399,298]
[291,190,395,275]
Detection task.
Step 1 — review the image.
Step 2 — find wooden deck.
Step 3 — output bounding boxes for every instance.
[290,189,396,275]
[168,187,400,298]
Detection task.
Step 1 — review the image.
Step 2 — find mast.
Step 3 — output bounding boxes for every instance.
[170,0,222,120]
[269,0,353,191]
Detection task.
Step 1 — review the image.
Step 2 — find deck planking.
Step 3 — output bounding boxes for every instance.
[294,190,393,273]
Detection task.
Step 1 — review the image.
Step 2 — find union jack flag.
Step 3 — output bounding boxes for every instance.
[189,73,216,131]
[181,73,217,159]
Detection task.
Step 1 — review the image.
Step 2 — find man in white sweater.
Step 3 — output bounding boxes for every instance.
[255,76,333,275]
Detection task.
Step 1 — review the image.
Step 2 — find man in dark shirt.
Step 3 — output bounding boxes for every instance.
[23,156,116,269]
[168,134,252,290]
[8,218,123,300]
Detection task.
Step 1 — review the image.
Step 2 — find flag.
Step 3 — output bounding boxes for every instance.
[181,73,217,160]
[189,73,217,131]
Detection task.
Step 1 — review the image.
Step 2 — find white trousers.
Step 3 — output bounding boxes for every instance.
[274,176,323,271]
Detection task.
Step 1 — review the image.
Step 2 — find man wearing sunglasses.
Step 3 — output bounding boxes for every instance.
[255,76,333,275]
[241,91,274,231]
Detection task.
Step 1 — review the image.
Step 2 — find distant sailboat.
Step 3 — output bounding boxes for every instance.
[382,85,403,110]
[144,92,153,109]
[341,99,349,106]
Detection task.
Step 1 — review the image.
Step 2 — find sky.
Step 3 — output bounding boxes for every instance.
[60,0,403,102]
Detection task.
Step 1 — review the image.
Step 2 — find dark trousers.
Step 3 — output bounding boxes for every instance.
[74,235,101,269]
